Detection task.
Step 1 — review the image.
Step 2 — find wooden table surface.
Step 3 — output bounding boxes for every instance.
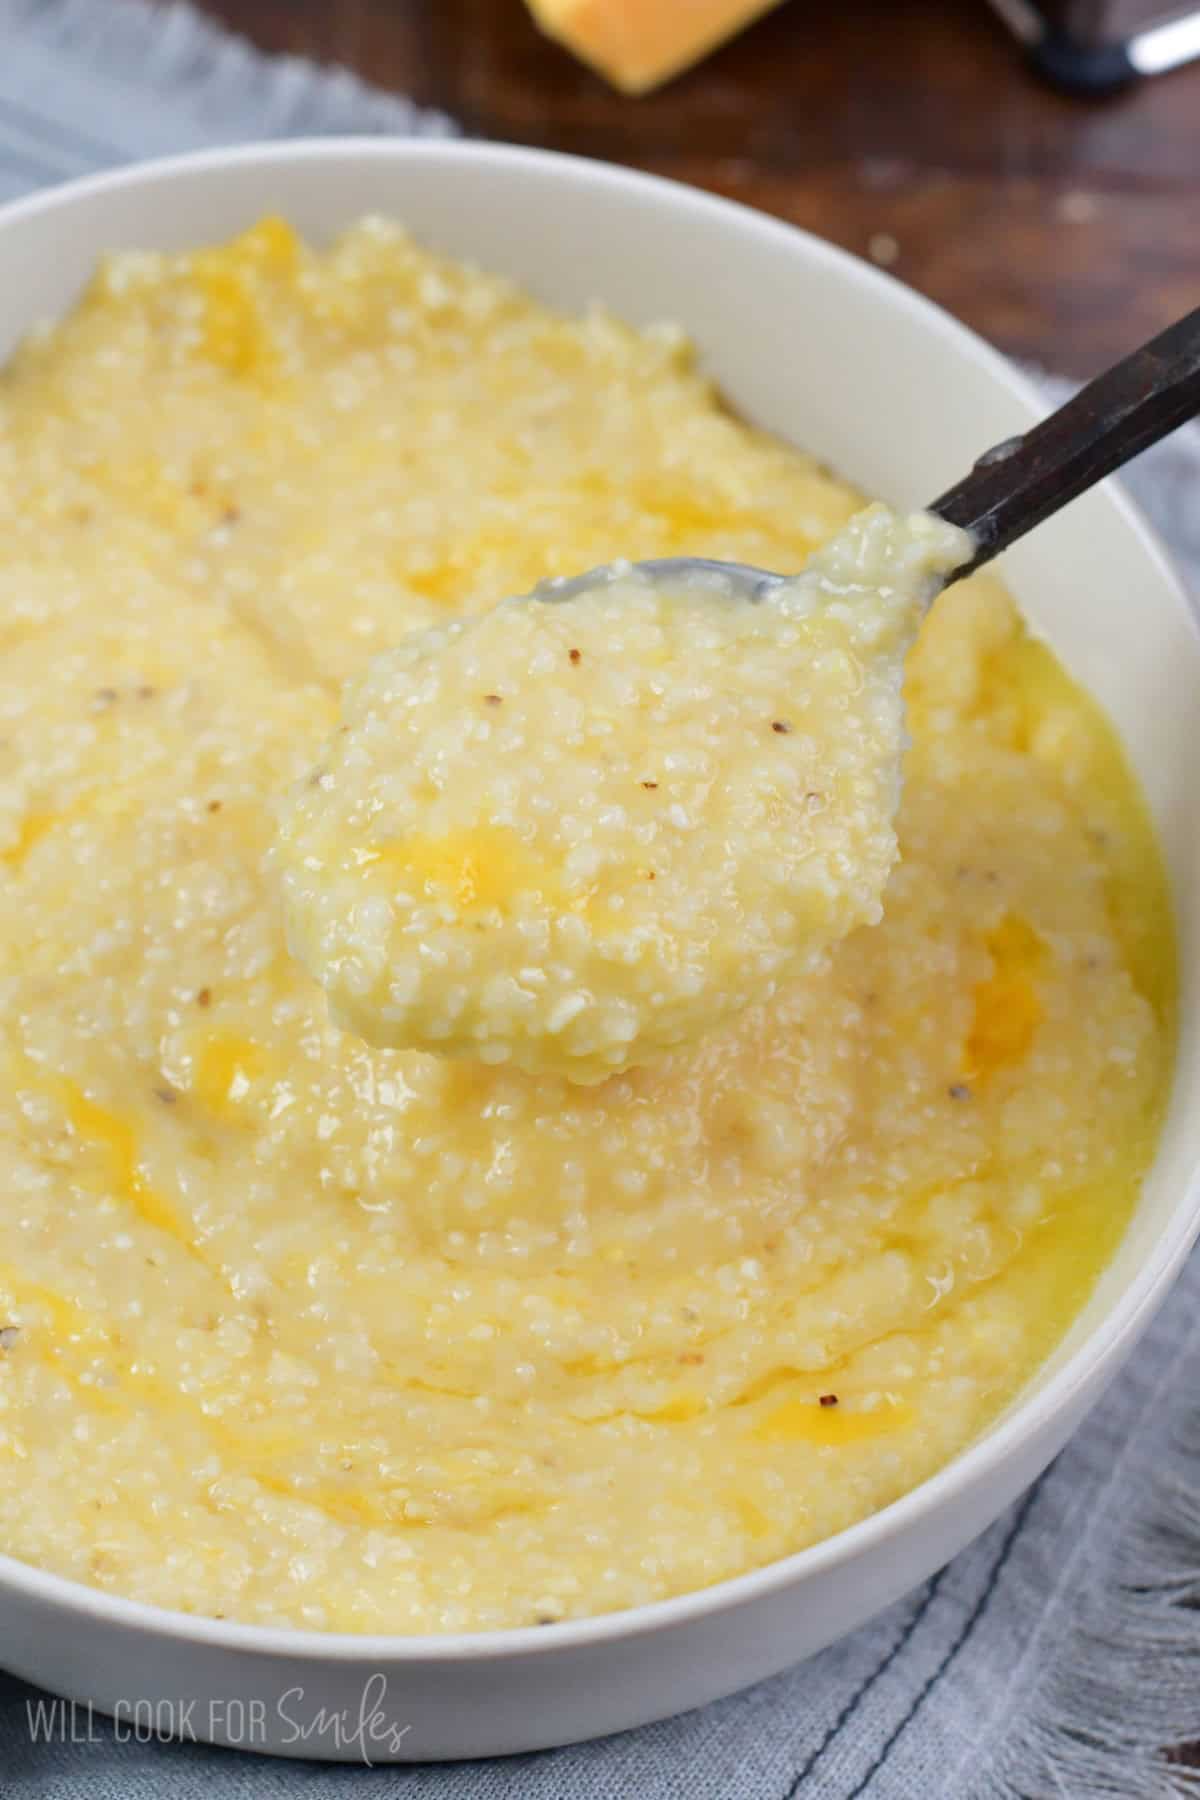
[190,0,1199,378]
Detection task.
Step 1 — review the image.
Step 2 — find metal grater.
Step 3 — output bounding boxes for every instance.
[986,0,1200,90]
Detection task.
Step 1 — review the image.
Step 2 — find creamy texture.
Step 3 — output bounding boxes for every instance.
[275,508,968,1081]
[0,218,1173,1635]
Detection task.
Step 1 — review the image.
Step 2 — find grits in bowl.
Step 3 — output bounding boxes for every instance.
[0,217,1173,1635]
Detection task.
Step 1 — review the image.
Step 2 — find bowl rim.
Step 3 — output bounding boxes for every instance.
[0,132,1197,1668]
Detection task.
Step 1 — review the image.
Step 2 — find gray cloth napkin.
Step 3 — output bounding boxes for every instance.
[0,2,1198,1794]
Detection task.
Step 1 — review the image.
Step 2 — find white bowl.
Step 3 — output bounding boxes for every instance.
[0,139,1196,1764]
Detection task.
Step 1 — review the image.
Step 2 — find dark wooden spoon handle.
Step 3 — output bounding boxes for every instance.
[931,305,1200,582]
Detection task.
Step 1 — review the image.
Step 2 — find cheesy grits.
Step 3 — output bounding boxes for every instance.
[0,218,1173,1634]
[275,509,968,1081]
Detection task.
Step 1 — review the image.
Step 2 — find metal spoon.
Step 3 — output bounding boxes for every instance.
[533,304,1200,608]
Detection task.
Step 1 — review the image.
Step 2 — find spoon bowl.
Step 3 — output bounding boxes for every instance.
[533,556,787,607]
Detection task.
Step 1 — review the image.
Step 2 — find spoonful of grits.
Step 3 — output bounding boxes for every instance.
[274,306,1200,1082]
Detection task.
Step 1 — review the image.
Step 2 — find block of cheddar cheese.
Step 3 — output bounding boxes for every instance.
[526,0,788,94]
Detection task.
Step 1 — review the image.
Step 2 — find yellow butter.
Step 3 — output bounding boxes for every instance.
[965,916,1045,1082]
[358,826,570,914]
[191,1033,274,1121]
[63,1083,193,1248]
[756,1397,912,1446]
[526,0,786,93]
